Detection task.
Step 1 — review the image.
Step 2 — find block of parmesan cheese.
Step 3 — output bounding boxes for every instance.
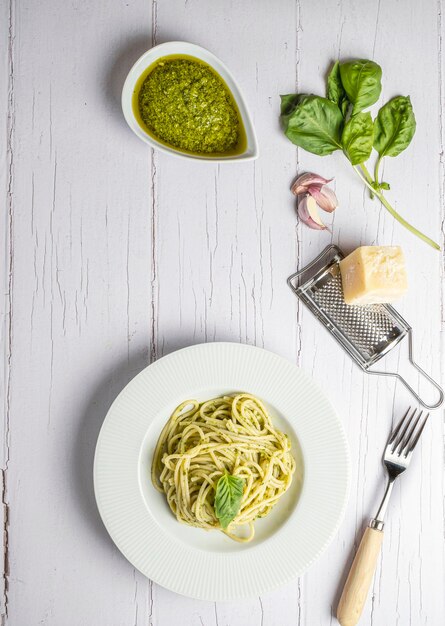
[339,246,408,305]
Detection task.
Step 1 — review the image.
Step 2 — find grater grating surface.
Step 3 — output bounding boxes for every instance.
[288,244,443,409]
[310,264,405,366]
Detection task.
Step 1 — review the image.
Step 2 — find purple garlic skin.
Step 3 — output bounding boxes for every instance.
[307,184,338,213]
[291,172,333,196]
[292,172,338,230]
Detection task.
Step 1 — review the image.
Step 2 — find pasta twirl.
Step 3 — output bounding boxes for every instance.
[151,393,296,542]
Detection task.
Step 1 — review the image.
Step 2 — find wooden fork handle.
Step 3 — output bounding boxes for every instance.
[337,525,384,626]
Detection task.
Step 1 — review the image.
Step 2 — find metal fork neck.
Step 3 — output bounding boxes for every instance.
[372,477,396,528]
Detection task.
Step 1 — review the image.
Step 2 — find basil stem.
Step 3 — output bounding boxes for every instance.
[374,156,382,187]
[359,163,374,186]
[357,163,375,199]
[353,166,440,250]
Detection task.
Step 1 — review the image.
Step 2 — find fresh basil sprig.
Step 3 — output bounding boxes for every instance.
[214,473,244,529]
[280,58,439,250]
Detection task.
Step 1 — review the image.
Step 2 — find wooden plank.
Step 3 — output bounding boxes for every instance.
[151,1,300,624]
[5,0,154,623]
[0,0,13,619]
[296,0,445,624]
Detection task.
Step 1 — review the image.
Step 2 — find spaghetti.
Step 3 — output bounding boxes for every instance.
[151,393,296,542]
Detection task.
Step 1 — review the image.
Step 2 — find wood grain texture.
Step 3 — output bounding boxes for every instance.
[3,1,154,624]
[1,0,12,619]
[337,527,384,626]
[1,0,444,625]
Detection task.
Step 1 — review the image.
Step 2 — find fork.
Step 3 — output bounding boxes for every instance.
[337,407,429,626]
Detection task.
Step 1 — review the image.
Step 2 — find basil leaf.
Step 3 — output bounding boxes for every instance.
[280,94,300,116]
[373,96,416,157]
[214,473,244,529]
[327,61,344,104]
[327,61,349,117]
[339,59,382,116]
[280,95,343,156]
[341,112,374,165]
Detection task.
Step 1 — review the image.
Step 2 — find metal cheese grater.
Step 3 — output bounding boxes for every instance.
[288,244,444,409]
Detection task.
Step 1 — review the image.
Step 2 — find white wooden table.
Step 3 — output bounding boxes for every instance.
[1,1,444,624]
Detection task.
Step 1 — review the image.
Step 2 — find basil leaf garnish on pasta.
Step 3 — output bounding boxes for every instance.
[214,474,244,529]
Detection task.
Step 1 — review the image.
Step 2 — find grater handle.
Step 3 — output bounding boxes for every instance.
[367,329,444,409]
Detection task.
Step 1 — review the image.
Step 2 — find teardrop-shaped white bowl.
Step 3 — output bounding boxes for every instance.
[122,41,259,162]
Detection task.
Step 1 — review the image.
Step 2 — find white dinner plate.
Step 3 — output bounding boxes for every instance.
[94,342,350,600]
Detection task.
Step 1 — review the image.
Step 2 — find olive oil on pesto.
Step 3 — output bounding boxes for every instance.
[133,55,246,156]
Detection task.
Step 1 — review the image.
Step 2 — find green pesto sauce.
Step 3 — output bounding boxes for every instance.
[133,55,246,156]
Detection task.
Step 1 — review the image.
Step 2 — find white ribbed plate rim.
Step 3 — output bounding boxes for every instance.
[94,342,351,601]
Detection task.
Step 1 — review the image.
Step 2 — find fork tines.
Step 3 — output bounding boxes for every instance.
[387,407,430,457]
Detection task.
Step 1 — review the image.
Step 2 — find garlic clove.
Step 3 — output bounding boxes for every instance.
[291,172,333,195]
[298,195,327,230]
[307,184,338,213]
